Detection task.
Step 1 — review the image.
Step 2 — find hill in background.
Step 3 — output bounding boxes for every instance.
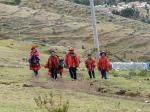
[0,0,150,62]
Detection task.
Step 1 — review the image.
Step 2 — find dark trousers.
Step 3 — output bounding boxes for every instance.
[33,70,38,77]
[88,70,95,78]
[50,68,57,79]
[101,70,107,79]
[69,67,77,80]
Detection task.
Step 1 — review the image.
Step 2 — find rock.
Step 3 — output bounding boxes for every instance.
[22,84,34,87]
[145,100,149,103]
[116,89,126,95]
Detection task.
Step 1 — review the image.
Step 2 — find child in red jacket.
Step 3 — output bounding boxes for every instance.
[85,53,96,79]
[97,51,110,80]
[45,50,60,80]
[28,45,41,78]
[64,47,80,80]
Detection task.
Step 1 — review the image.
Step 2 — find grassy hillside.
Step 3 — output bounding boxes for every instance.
[0,37,150,111]
[0,0,150,62]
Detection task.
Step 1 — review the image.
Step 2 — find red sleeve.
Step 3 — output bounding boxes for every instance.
[85,59,88,68]
[64,54,68,68]
[45,57,50,69]
[106,58,110,71]
[97,59,101,70]
[93,59,96,67]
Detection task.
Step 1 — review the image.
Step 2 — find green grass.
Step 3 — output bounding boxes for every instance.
[0,39,150,112]
[0,66,150,112]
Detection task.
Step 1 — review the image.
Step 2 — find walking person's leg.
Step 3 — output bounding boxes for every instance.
[33,70,38,77]
[51,68,54,79]
[92,70,95,78]
[72,67,77,80]
[88,71,92,78]
[54,68,57,80]
[103,70,107,80]
[69,67,74,79]
[101,70,104,79]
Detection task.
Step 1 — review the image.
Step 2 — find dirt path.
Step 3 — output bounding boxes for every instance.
[30,78,150,103]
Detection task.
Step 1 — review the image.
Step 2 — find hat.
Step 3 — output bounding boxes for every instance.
[31,44,37,50]
[68,47,74,51]
[100,51,106,56]
[49,49,56,53]
[87,53,92,56]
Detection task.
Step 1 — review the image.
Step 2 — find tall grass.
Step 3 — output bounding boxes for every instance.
[34,93,69,112]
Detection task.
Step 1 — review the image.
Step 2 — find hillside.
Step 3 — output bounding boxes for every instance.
[0,0,150,62]
[1,0,150,112]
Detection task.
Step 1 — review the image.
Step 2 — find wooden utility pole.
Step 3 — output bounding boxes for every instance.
[89,0,100,62]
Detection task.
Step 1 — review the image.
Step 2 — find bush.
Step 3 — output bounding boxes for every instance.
[112,8,140,18]
[34,93,69,112]
[120,8,136,17]
[138,70,148,76]
[2,0,21,5]
[112,10,120,15]
[68,0,102,6]
[129,70,148,77]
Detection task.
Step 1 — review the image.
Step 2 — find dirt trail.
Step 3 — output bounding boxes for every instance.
[31,78,150,103]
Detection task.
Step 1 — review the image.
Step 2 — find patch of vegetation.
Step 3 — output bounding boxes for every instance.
[112,8,140,18]
[34,93,69,112]
[129,70,148,77]
[1,0,21,5]
[66,0,102,6]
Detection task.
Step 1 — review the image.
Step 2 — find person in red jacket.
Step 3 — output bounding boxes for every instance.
[64,47,80,80]
[97,51,110,80]
[85,53,96,79]
[45,50,60,80]
[28,45,41,78]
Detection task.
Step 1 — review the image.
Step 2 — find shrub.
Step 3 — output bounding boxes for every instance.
[138,70,148,77]
[34,93,69,112]
[112,8,140,18]
[112,10,120,15]
[129,70,148,77]
[2,0,21,5]
[129,70,137,76]
[120,8,136,17]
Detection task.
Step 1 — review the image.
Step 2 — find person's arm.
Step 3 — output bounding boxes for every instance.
[93,59,96,68]
[106,58,110,72]
[97,59,101,71]
[85,60,88,68]
[64,55,68,68]
[44,57,50,69]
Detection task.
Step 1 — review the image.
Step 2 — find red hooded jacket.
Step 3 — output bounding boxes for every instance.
[29,49,41,71]
[85,58,96,71]
[64,53,80,68]
[45,55,59,70]
[97,56,110,72]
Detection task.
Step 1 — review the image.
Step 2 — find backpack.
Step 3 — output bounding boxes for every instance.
[59,58,64,68]
[30,55,39,65]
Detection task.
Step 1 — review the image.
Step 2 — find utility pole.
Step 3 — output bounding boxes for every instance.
[89,0,100,62]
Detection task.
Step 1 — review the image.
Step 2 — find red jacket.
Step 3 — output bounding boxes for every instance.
[45,55,59,70]
[97,56,110,72]
[85,58,96,71]
[64,53,80,68]
[29,50,41,71]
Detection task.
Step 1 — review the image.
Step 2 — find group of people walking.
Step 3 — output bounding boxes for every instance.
[28,45,111,80]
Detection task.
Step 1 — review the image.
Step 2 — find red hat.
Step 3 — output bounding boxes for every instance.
[68,47,74,51]
[31,44,37,50]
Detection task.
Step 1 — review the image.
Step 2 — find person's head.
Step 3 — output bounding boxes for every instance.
[100,51,107,57]
[68,47,74,54]
[87,53,92,59]
[31,44,37,50]
[50,50,56,56]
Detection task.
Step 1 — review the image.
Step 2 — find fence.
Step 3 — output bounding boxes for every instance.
[111,62,150,70]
